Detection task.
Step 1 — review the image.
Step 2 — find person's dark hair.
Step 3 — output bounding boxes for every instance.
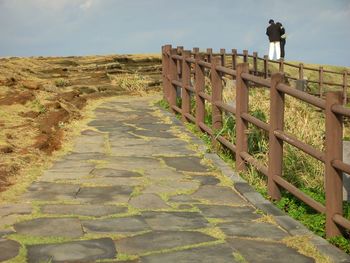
[269,19,274,24]
[276,22,282,26]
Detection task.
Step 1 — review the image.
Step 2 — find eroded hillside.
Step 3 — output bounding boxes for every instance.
[0,54,161,192]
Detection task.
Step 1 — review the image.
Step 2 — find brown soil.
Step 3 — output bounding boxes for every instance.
[0,54,162,192]
[0,91,35,105]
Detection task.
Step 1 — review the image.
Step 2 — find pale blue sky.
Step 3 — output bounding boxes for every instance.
[0,0,349,66]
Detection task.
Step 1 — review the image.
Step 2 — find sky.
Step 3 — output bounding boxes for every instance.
[0,0,349,66]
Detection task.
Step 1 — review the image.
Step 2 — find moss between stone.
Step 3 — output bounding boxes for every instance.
[282,236,332,263]
[253,214,279,226]
[233,252,249,263]
[129,178,150,198]
[83,230,152,242]
[206,217,231,225]
[114,253,139,262]
[196,227,227,240]
[87,159,109,168]
[138,239,224,257]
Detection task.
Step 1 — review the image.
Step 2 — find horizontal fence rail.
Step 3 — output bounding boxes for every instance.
[162,44,350,239]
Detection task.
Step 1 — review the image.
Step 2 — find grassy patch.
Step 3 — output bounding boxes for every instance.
[233,252,248,263]
[283,235,332,263]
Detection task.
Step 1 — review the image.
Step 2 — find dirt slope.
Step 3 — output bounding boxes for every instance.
[0,54,161,192]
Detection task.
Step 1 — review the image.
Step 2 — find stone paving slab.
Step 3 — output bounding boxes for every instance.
[91,168,142,178]
[196,204,261,221]
[227,238,315,263]
[191,185,248,206]
[161,156,210,172]
[140,243,238,263]
[0,203,33,216]
[115,230,216,254]
[129,194,171,209]
[141,211,209,231]
[0,96,348,262]
[21,182,80,201]
[14,217,83,238]
[0,238,21,261]
[82,216,150,234]
[75,185,133,203]
[40,204,128,217]
[219,221,288,240]
[27,238,116,263]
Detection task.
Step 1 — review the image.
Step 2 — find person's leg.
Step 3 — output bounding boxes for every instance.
[280,40,285,58]
[269,42,274,60]
[275,41,281,60]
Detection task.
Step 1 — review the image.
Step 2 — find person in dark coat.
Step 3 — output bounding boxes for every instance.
[266,19,281,60]
[276,22,286,59]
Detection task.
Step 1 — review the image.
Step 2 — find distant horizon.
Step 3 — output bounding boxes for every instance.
[0,0,349,67]
[1,49,348,69]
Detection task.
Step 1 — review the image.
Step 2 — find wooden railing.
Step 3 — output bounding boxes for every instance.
[162,44,350,238]
[169,46,349,104]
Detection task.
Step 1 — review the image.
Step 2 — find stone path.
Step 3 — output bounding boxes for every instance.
[0,96,348,262]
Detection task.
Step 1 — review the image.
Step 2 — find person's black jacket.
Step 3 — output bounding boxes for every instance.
[266,23,281,42]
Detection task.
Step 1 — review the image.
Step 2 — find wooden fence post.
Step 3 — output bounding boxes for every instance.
[232,49,237,70]
[253,52,258,75]
[169,48,178,112]
[264,55,269,78]
[207,48,213,63]
[268,73,285,200]
[299,63,304,80]
[220,48,226,67]
[279,59,284,73]
[182,50,191,122]
[193,47,199,54]
[192,47,199,81]
[195,53,205,129]
[319,66,324,98]
[211,56,223,148]
[325,91,343,238]
[177,46,184,85]
[236,63,249,172]
[344,70,348,105]
[243,50,248,63]
[162,45,171,101]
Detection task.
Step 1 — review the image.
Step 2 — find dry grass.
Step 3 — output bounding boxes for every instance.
[109,73,151,95]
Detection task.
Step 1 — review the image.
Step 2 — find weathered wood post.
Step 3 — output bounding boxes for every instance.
[243,50,248,63]
[264,55,269,78]
[182,50,191,122]
[176,46,184,99]
[211,56,223,148]
[168,48,178,112]
[325,91,343,237]
[319,66,324,98]
[220,48,226,67]
[232,49,237,70]
[235,63,249,171]
[195,52,205,130]
[299,63,304,80]
[344,70,348,105]
[253,52,258,75]
[268,73,285,200]
[207,48,213,63]
[162,45,171,101]
[176,46,184,79]
[279,59,284,73]
[192,47,199,81]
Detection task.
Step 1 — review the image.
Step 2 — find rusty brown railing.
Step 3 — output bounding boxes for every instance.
[168,46,349,104]
[162,44,350,239]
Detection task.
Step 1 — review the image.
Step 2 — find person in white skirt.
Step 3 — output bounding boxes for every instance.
[266,19,281,60]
